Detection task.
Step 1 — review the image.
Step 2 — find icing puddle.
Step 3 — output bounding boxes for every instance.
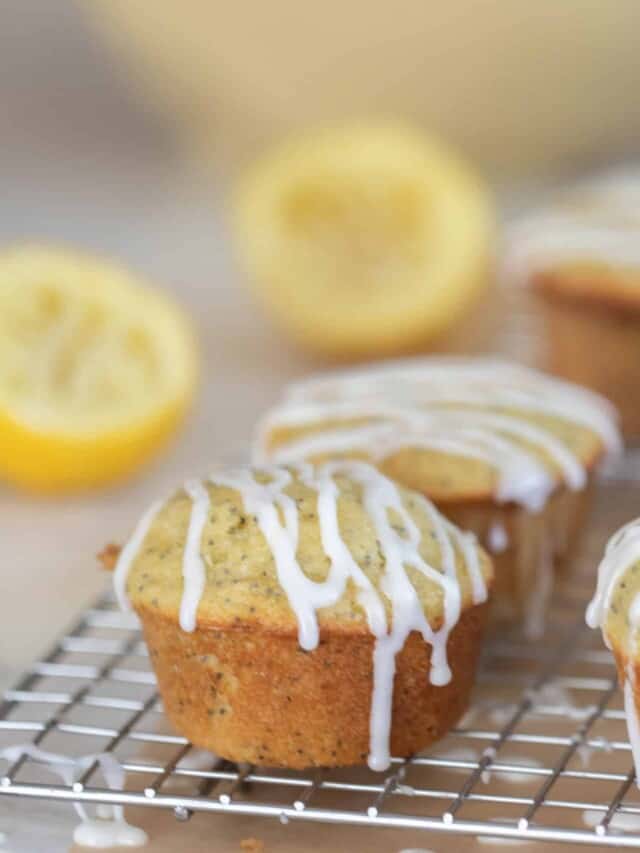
[583,808,640,834]
[477,833,531,847]
[73,808,147,849]
[428,745,478,770]
[463,682,596,731]
[480,754,542,786]
[397,848,437,853]
[576,736,614,769]
[0,744,147,849]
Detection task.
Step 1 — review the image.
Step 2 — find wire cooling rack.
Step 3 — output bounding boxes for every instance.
[1,475,640,848]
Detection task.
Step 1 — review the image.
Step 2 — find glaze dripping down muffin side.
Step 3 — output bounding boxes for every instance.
[587,517,640,786]
[112,461,493,770]
[254,357,621,636]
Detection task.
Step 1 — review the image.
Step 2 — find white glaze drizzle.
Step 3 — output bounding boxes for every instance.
[214,464,385,651]
[503,171,640,282]
[488,522,509,554]
[523,538,553,640]
[115,482,211,634]
[113,500,163,613]
[254,358,619,639]
[114,461,486,772]
[180,479,211,632]
[352,462,461,770]
[586,517,640,642]
[286,358,619,443]
[0,744,147,848]
[586,517,640,786]
[254,357,621,515]
[443,516,485,605]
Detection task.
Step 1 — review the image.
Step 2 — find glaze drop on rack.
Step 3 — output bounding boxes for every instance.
[0,744,147,848]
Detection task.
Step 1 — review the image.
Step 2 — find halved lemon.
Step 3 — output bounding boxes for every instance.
[0,246,197,493]
[233,122,495,359]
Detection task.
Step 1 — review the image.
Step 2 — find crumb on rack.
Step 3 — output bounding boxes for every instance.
[98,543,121,571]
[240,839,265,852]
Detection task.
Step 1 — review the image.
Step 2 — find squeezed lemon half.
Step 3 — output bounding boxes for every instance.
[0,246,197,493]
[234,122,495,359]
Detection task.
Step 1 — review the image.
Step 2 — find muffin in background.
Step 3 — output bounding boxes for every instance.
[504,173,640,437]
[255,358,621,637]
[108,461,493,770]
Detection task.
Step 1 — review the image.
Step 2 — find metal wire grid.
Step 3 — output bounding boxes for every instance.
[1,479,640,847]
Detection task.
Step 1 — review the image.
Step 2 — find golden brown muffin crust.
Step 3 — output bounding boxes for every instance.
[139,600,488,768]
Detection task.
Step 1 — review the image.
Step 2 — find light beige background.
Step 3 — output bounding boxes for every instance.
[92,0,640,178]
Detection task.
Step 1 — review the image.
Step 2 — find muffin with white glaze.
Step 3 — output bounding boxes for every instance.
[587,518,640,783]
[503,173,640,436]
[255,357,621,636]
[107,461,493,770]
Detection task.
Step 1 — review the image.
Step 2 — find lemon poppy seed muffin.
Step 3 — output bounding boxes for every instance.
[112,461,493,770]
[255,358,621,637]
[504,173,640,436]
[587,518,640,784]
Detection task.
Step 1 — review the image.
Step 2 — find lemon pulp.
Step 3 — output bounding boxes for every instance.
[0,246,197,492]
[234,122,495,358]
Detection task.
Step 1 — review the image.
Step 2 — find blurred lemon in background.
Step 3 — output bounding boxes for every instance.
[233,123,495,359]
[0,247,197,493]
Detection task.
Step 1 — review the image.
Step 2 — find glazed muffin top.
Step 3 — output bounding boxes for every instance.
[115,460,492,660]
[254,358,621,508]
[587,518,640,657]
[504,172,640,312]
[113,460,493,772]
